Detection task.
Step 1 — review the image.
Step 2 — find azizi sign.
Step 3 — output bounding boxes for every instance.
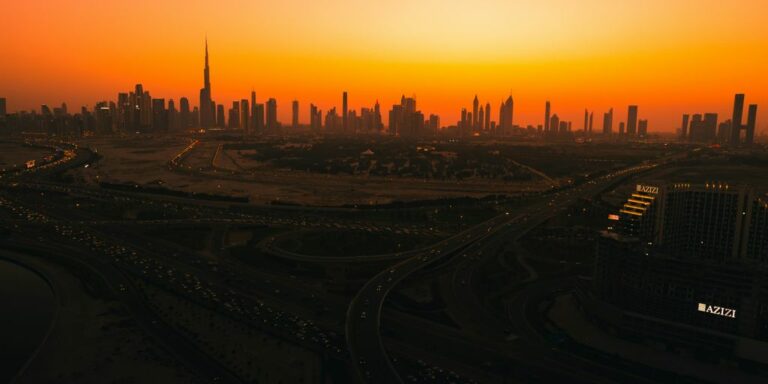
[636,184,659,194]
[698,303,736,319]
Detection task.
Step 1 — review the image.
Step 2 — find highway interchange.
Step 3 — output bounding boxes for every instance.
[1,139,692,383]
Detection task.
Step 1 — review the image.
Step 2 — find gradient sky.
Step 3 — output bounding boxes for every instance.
[2,0,768,132]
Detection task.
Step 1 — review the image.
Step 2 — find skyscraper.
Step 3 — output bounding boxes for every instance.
[681,114,690,140]
[544,101,551,132]
[266,98,278,130]
[731,93,745,144]
[342,91,348,133]
[240,99,249,131]
[638,119,648,137]
[199,38,213,128]
[498,96,514,134]
[484,102,491,131]
[179,97,190,130]
[292,100,299,128]
[583,109,589,132]
[472,95,479,131]
[254,103,265,131]
[588,112,594,134]
[602,108,613,135]
[250,91,256,131]
[627,105,638,136]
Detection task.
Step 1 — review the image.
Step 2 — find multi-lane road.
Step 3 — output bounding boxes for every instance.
[345,160,667,383]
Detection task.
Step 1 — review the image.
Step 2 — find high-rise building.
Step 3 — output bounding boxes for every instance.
[342,91,348,133]
[627,105,638,135]
[689,113,717,142]
[240,99,249,131]
[0,97,6,118]
[583,109,589,132]
[472,95,479,131]
[250,91,257,131]
[680,114,690,141]
[292,100,299,128]
[602,108,613,135]
[229,101,240,129]
[254,104,265,131]
[199,38,213,128]
[588,112,594,134]
[216,104,225,128]
[544,101,551,132]
[498,96,514,134]
[619,122,625,135]
[484,102,491,131]
[151,98,167,131]
[638,119,648,137]
[389,96,423,137]
[179,97,190,130]
[582,183,768,365]
[266,98,278,130]
[730,93,758,146]
[549,114,560,135]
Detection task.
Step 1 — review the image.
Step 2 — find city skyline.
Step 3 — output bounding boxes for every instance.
[2,1,768,131]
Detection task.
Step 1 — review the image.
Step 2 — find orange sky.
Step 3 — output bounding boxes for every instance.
[1,0,767,132]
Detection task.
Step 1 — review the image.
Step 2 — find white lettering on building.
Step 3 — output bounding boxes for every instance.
[697,303,736,319]
[636,184,659,194]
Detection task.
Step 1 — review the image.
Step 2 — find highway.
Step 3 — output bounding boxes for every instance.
[345,160,667,383]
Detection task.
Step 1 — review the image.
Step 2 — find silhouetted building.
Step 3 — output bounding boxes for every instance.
[638,119,648,137]
[342,92,348,134]
[626,105,638,135]
[689,113,717,142]
[603,108,613,135]
[680,114,690,141]
[199,38,213,128]
[179,97,190,130]
[229,101,240,129]
[471,95,480,132]
[216,104,225,128]
[254,103,265,131]
[240,99,249,131]
[0,97,6,119]
[544,101,551,133]
[730,93,758,146]
[266,98,278,130]
[499,96,514,135]
[292,100,299,128]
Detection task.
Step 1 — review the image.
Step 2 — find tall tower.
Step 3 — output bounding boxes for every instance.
[342,91,348,133]
[544,101,551,132]
[472,95,479,131]
[199,38,212,128]
[730,94,745,145]
[627,105,638,136]
[681,114,690,141]
[292,100,299,128]
[484,102,491,131]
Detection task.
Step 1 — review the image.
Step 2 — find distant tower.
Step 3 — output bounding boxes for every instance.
[342,91,348,133]
[729,94,757,146]
[250,90,256,131]
[627,105,638,135]
[681,114,690,141]
[545,101,551,132]
[478,107,485,134]
[199,38,213,128]
[583,109,589,132]
[266,98,278,130]
[603,108,613,135]
[292,100,299,128]
[589,112,594,134]
[472,95,479,131]
[484,102,491,131]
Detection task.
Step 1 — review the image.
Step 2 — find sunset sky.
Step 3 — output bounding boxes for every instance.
[2,0,767,131]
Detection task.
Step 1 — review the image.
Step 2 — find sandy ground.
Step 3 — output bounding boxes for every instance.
[71,137,552,206]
